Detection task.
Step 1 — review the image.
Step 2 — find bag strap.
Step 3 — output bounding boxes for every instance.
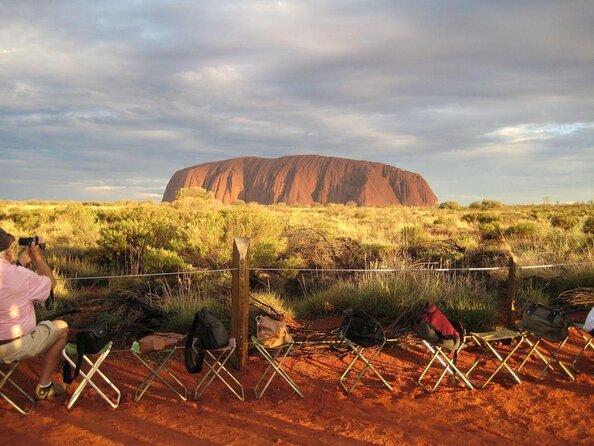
[184,311,204,374]
[63,332,87,384]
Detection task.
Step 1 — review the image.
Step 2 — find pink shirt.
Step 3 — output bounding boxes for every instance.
[0,258,51,340]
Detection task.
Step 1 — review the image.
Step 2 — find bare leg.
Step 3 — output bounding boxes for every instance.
[39,320,69,386]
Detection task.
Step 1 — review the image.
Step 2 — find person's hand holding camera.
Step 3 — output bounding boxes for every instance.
[18,236,45,268]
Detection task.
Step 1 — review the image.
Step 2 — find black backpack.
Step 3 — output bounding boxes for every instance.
[341,309,385,348]
[184,307,229,374]
[63,325,111,384]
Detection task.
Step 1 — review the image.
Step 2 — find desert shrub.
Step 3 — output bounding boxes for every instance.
[461,212,501,224]
[150,274,227,333]
[504,223,539,239]
[250,291,295,320]
[478,213,500,224]
[142,248,190,273]
[297,271,498,331]
[583,216,594,234]
[481,199,504,209]
[221,207,287,265]
[400,225,427,245]
[479,222,503,240]
[469,200,504,210]
[550,215,579,231]
[439,201,461,210]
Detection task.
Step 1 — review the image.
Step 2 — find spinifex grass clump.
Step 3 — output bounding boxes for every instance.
[297,270,498,331]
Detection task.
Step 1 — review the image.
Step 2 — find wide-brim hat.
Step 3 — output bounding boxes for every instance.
[0,228,15,252]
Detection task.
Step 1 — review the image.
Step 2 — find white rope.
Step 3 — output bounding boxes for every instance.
[250,267,506,272]
[59,268,237,282]
[518,263,588,270]
[55,261,591,282]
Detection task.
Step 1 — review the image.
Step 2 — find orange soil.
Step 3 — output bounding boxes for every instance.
[2,331,593,446]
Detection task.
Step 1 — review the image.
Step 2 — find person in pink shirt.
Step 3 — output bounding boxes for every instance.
[0,228,69,400]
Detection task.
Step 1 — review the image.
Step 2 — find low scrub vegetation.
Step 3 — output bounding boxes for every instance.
[1,191,592,338]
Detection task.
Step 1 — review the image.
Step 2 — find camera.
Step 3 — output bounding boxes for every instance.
[18,236,46,250]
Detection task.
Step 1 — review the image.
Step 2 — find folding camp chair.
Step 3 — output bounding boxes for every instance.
[130,341,188,402]
[417,322,473,392]
[570,322,593,374]
[193,337,244,401]
[338,310,393,394]
[466,328,524,388]
[516,303,575,381]
[0,359,35,415]
[516,330,575,381]
[252,336,303,400]
[62,341,121,409]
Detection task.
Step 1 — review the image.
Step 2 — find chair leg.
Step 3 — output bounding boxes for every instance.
[254,342,303,400]
[194,347,244,401]
[418,342,473,392]
[63,347,121,409]
[477,338,524,387]
[133,350,187,402]
[340,341,392,393]
[517,336,575,381]
[571,331,593,373]
[0,361,35,415]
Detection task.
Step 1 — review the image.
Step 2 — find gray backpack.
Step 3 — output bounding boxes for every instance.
[518,303,568,342]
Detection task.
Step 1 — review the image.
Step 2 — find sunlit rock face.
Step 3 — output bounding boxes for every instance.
[162,155,438,207]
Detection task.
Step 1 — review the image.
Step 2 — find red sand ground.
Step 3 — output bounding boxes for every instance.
[2,329,593,446]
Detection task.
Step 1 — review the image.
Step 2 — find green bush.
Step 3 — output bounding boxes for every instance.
[583,215,594,234]
[439,201,461,210]
[550,215,578,231]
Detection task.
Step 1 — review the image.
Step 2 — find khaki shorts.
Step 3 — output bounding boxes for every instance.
[0,321,60,363]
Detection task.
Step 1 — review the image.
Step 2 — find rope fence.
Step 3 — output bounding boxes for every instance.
[55,262,590,282]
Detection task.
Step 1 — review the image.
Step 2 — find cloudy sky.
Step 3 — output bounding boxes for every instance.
[1,1,593,204]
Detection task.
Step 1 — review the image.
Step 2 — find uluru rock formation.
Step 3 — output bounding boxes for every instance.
[162,155,438,206]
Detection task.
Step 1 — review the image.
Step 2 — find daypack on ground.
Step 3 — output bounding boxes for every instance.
[184,307,229,374]
[518,303,568,342]
[341,309,385,348]
[63,325,111,384]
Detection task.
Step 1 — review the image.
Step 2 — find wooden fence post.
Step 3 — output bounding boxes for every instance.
[506,256,517,328]
[231,237,250,369]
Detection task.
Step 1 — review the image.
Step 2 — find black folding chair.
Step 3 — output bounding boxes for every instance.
[338,309,392,394]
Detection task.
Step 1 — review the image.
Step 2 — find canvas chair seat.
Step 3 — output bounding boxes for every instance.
[130,340,188,402]
[193,337,244,401]
[62,341,121,409]
[417,321,474,392]
[466,328,524,388]
[252,336,303,400]
[0,359,35,415]
[338,311,393,394]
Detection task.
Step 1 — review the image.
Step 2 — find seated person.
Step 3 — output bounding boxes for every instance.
[0,228,69,400]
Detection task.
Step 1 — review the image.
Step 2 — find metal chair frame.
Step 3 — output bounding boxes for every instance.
[193,337,244,401]
[340,337,393,394]
[570,323,593,374]
[252,336,303,400]
[466,329,524,388]
[417,339,474,392]
[62,341,121,409]
[0,360,35,415]
[131,343,188,402]
[516,331,575,381]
